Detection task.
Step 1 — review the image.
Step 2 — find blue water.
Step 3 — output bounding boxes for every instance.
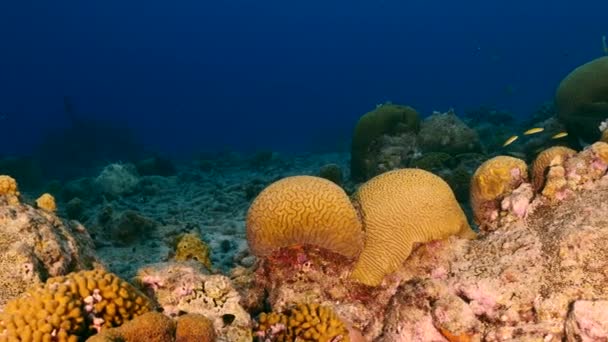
[0,0,605,157]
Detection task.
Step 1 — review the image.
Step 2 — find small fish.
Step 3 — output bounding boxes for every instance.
[523,127,544,135]
[502,135,518,147]
[552,132,568,139]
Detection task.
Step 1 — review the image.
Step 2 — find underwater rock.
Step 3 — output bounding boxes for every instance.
[0,178,99,309]
[108,210,158,244]
[94,163,140,197]
[418,109,481,155]
[135,155,176,177]
[135,261,252,342]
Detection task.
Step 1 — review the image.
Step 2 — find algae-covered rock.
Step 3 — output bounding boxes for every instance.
[350,103,420,181]
[418,109,481,155]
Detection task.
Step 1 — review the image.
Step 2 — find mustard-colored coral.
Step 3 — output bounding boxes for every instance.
[246,176,364,258]
[470,156,528,225]
[350,169,476,286]
[36,193,57,212]
[0,175,19,205]
[175,313,216,342]
[255,303,350,342]
[88,312,176,342]
[174,232,213,271]
[531,146,576,192]
[0,269,154,341]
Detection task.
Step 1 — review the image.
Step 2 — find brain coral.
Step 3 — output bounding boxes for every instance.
[555,56,608,142]
[531,146,576,192]
[350,169,476,286]
[350,104,420,181]
[470,156,528,226]
[246,175,363,258]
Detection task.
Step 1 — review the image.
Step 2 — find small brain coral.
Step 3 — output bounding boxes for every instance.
[175,313,216,342]
[470,156,528,226]
[0,269,154,341]
[350,168,476,286]
[87,312,175,342]
[531,146,577,192]
[36,193,57,212]
[173,232,213,271]
[246,175,363,258]
[0,175,19,205]
[255,303,350,342]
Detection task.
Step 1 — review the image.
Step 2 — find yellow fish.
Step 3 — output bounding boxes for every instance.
[503,135,518,147]
[523,127,544,135]
[552,132,568,139]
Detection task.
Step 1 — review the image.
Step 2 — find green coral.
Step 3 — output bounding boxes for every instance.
[350,103,420,181]
[555,56,608,142]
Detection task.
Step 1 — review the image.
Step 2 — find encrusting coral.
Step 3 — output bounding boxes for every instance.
[0,269,154,341]
[173,232,213,271]
[246,175,364,259]
[36,192,57,212]
[349,168,476,286]
[469,155,529,228]
[254,303,350,342]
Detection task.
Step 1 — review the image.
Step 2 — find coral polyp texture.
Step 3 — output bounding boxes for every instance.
[0,269,154,341]
[254,303,350,342]
[531,146,576,194]
[350,168,476,286]
[36,192,57,212]
[246,175,363,258]
[469,155,529,229]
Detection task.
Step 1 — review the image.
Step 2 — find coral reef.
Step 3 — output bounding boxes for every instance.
[555,56,608,142]
[94,163,140,197]
[175,313,216,342]
[246,175,363,258]
[0,177,99,309]
[350,168,476,286]
[318,163,343,186]
[531,146,576,192]
[135,262,252,342]
[350,103,420,181]
[254,303,350,342]
[0,269,154,341]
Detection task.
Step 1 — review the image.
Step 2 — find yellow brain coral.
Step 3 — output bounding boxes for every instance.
[175,314,216,342]
[0,269,154,341]
[350,169,476,286]
[531,146,577,192]
[36,193,57,212]
[0,175,19,205]
[255,303,350,342]
[470,156,528,225]
[173,232,213,271]
[246,176,363,258]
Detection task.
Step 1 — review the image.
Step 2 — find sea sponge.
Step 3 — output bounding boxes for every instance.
[254,303,350,342]
[0,269,155,341]
[470,156,528,226]
[36,193,57,212]
[175,314,216,342]
[531,146,576,192]
[555,56,608,142]
[0,175,19,205]
[350,169,476,286]
[350,103,420,181]
[246,176,363,258]
[173,232,213,271]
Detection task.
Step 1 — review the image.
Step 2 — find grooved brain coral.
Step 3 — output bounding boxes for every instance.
[350,169,476,286]
[246,175,363,258]
[470,156,528,225]
[531,146,576,192]
[0,269,154,341]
